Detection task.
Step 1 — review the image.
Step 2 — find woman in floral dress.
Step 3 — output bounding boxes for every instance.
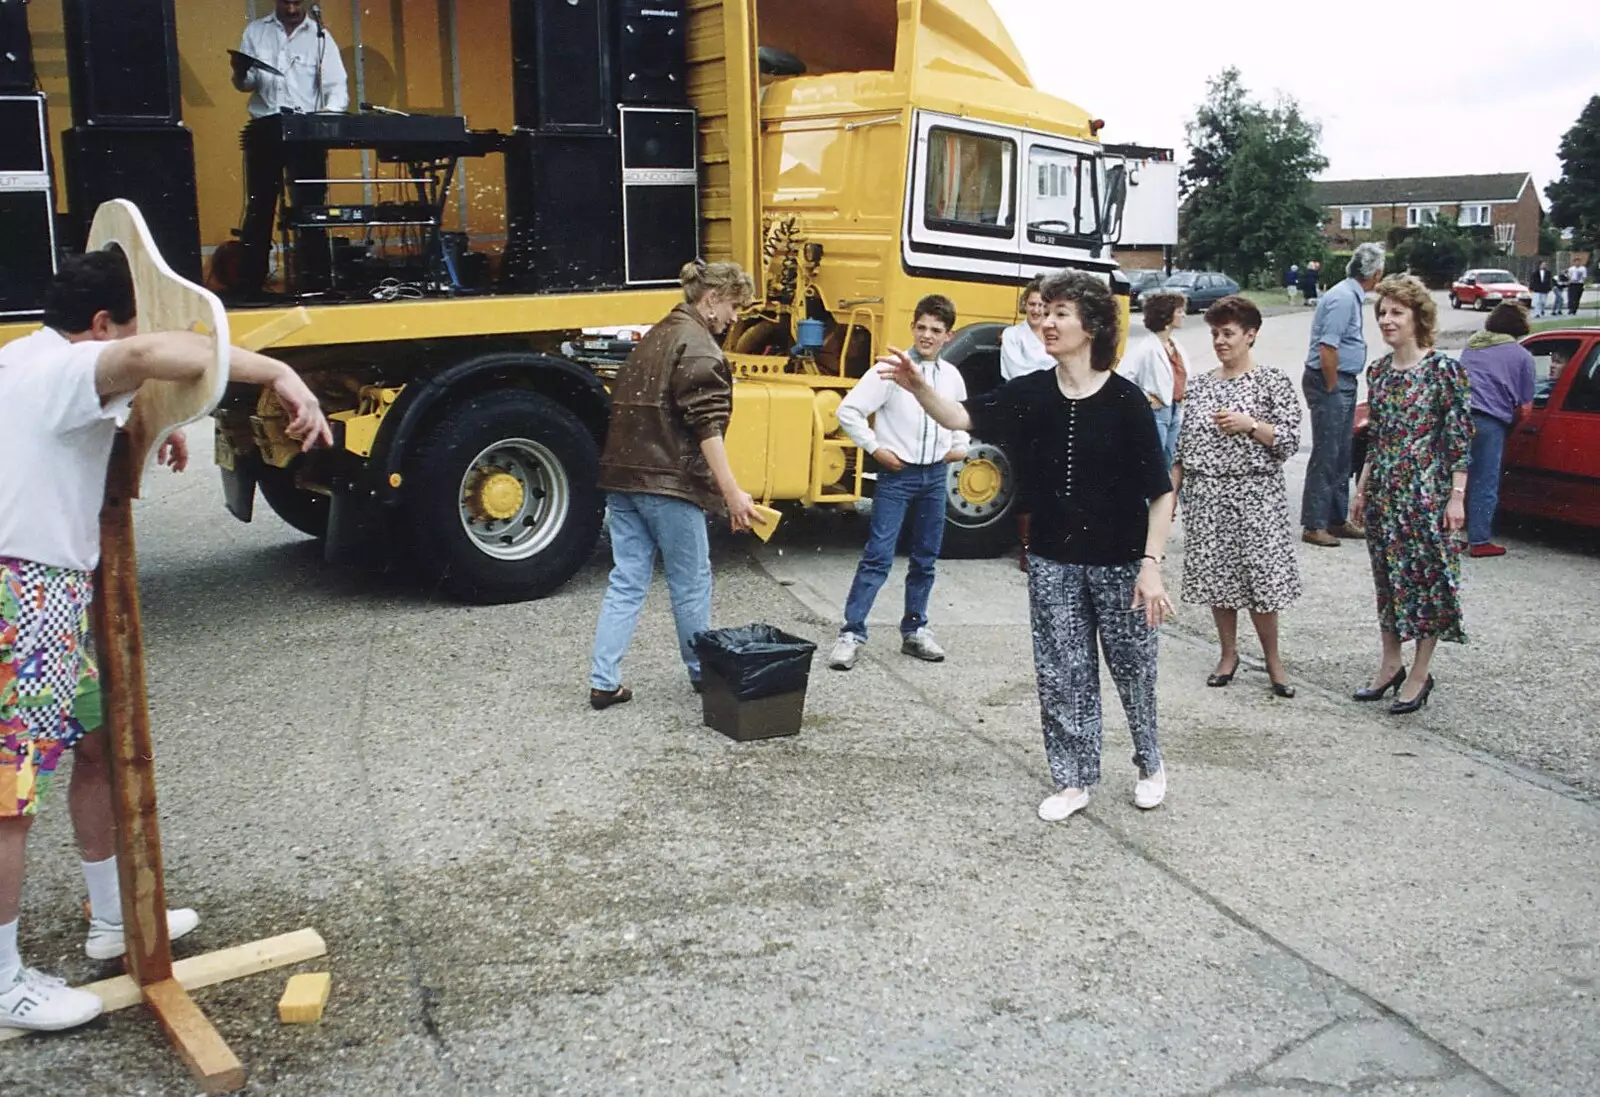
[1173,296,1303,698]
[1352,275,1473,715]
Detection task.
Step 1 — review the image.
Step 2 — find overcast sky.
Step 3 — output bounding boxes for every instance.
[992,0,1597,204]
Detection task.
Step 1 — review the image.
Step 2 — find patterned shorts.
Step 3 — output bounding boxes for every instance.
[0,557,101,818]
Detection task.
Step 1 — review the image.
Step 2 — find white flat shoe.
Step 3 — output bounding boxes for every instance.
[1038,787,1089,822]
[1134,767,1167,810]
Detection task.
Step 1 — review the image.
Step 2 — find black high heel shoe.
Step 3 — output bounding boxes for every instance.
[1270,680,1296,699]
[1389,675,1435,716]
[1206,658,1240,688]
[1353,666,1406,702]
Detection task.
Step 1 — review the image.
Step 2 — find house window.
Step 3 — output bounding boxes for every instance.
[1340,207,1372,230]
[1460,204,1492,226]
[1407,205,1439,227]
[924,128,1015,234]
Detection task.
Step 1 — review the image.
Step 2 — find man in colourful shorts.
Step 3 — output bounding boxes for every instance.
[0,248,331,1031]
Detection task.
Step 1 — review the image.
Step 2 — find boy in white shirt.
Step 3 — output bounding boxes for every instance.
[0,249,331,1032]
[829,295,969,670]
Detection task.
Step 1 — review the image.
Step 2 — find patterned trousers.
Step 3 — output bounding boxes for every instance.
[1027,557,1161,790]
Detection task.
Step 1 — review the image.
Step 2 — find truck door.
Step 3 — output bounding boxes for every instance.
[1019,133,1116,273]
[902,111,1022,283]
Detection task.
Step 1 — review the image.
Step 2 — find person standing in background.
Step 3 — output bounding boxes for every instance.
[1117,290,1189,467]
[1567,259,1589,317]
[1301,244,1384,548]
[1285,263,1301,305]
[1299,260,1321,305]
[1529,260,1556,318]
[1459,303,1536,558]
[999,277,1055,568]
[828,296,969,671]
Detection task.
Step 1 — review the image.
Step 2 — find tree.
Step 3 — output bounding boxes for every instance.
[1390,215,1502,289]
[1179,69,1328,286]
[1547,96,1600,253]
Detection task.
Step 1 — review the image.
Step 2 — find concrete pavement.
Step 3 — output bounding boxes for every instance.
[3,300,1597,1096]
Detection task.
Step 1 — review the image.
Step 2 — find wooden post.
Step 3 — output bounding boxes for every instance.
[89,433,172,987]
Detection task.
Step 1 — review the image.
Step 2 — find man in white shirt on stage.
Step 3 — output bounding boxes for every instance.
[230,0,351,296]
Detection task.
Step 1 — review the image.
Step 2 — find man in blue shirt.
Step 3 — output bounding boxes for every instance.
[1301,243,1384,547]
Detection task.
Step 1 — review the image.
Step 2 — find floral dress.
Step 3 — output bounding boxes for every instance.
[1362,351,1474,642]
[1175,366,1303,611]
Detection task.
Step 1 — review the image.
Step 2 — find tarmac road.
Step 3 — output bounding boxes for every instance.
[3,296,1597,1097]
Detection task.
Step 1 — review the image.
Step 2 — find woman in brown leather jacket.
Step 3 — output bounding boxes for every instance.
[588,260,760,710]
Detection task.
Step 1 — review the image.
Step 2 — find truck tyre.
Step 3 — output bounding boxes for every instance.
[939,323,1019,559]
[404,389,604,603]
[257,462,330,539]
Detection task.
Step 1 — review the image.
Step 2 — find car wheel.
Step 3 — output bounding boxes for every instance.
[256,461,330,539]
[403,389,604,603]
[1449,294,1461,310]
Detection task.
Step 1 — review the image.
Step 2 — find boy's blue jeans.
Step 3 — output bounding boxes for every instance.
[840,463,947,641]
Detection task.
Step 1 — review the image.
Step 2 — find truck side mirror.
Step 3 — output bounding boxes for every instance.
[1101,162,1128,244]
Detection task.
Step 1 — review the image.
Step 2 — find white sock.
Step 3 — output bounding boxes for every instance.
[81,856,121,925]
[0,918,19,981]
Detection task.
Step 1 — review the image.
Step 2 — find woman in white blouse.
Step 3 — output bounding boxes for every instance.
[1000,277,1054,380]
[1117,290,1189,466]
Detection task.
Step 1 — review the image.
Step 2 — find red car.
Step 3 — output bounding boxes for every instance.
[1449,268,1533,311]
[1351,328,1600,529]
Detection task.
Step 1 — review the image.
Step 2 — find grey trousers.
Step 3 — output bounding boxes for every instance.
[1301,371,1358,531]
[1027,557,1161,790]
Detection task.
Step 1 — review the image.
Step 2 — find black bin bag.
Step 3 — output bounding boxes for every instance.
[692,624,817,701]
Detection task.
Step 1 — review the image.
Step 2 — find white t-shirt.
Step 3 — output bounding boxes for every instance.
[1000,322,1056,381]
[233,14,351,117]
[0,328,134,572]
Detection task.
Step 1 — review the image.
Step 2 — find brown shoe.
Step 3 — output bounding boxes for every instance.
[589,686,633,711]
[1329,521,1366,539]
[1301,529,1341,548]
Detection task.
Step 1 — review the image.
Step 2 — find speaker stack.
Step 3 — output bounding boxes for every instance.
[59,0,201,282]
[503,0,698,292]
[0,91,57,318]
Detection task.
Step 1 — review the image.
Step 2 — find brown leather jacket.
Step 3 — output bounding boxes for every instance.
[596,303,733,512]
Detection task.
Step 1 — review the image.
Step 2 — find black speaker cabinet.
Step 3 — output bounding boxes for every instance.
[63,0,181,126]
[620,107,697,285]
[617,0,687,105]
[0,0,34,93]
[503,130,623,292]
[0,93,54,317]
[511,0,614,134]
[63,125,201,283]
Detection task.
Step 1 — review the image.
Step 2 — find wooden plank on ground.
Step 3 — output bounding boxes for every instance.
[0,928,327,1045]
[144,978,246,1094]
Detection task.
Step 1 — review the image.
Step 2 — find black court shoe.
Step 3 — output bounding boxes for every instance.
[1206,658,1239,688]
[1389,676,1434,716]
[1270,680,1296,699]
[1354,666,1406,702]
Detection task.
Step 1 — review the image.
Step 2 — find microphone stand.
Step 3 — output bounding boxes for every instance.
[313,13,326,112]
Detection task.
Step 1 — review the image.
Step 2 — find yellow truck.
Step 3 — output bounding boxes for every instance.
[0,0,1131,602]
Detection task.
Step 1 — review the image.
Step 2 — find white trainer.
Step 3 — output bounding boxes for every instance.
[1134,767,1167,810]
[827,634,862,671]
[0,966,103,1031]
[86,908,200,961]
[1037,787,1090,822]
[901,628,946,662]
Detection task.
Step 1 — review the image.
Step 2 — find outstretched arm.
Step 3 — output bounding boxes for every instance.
[875,347,972,433]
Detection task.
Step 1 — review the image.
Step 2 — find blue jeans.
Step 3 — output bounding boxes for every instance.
[1467,412,1508,546]
[1151,401,1183,466]
[841,463,947,641]
[1301,371,1358,530]
[589,492,712,691]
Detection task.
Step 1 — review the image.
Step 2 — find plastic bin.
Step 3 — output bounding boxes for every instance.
[692,625,817,741]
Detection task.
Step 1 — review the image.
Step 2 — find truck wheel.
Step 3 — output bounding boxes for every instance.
[939,441,1019,559]
[257,462,330,539]
[404,389,604,603]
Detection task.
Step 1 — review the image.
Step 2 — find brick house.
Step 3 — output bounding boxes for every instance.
[1312,173,1544,257]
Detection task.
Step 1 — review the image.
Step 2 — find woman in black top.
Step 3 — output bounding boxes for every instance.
[878,271,1176,823]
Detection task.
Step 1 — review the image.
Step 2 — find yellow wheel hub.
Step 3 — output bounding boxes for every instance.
[470,470,526,521]
[956,458,1003,507]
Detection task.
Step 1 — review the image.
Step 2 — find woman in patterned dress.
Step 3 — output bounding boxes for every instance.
[1351,275,1473,715]
[1172,295,1303,698]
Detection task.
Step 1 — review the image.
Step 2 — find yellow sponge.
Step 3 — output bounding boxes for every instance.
[278,972,332,1024]
[749,504,782,542]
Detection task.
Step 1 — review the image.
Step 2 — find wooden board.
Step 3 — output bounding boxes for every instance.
[0,929,328,1045]
[144,978,247,1095]
[85,199,230,499]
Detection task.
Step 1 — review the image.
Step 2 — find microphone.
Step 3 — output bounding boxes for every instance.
[310,4,323,25]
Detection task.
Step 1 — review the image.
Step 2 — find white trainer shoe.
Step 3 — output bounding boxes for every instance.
[901,628,946,662]
[1037,787,1090,822]
[86,908,200,961]
[0,966,103,1031]
[828,634,862,670]
[1134,767,1167,810]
